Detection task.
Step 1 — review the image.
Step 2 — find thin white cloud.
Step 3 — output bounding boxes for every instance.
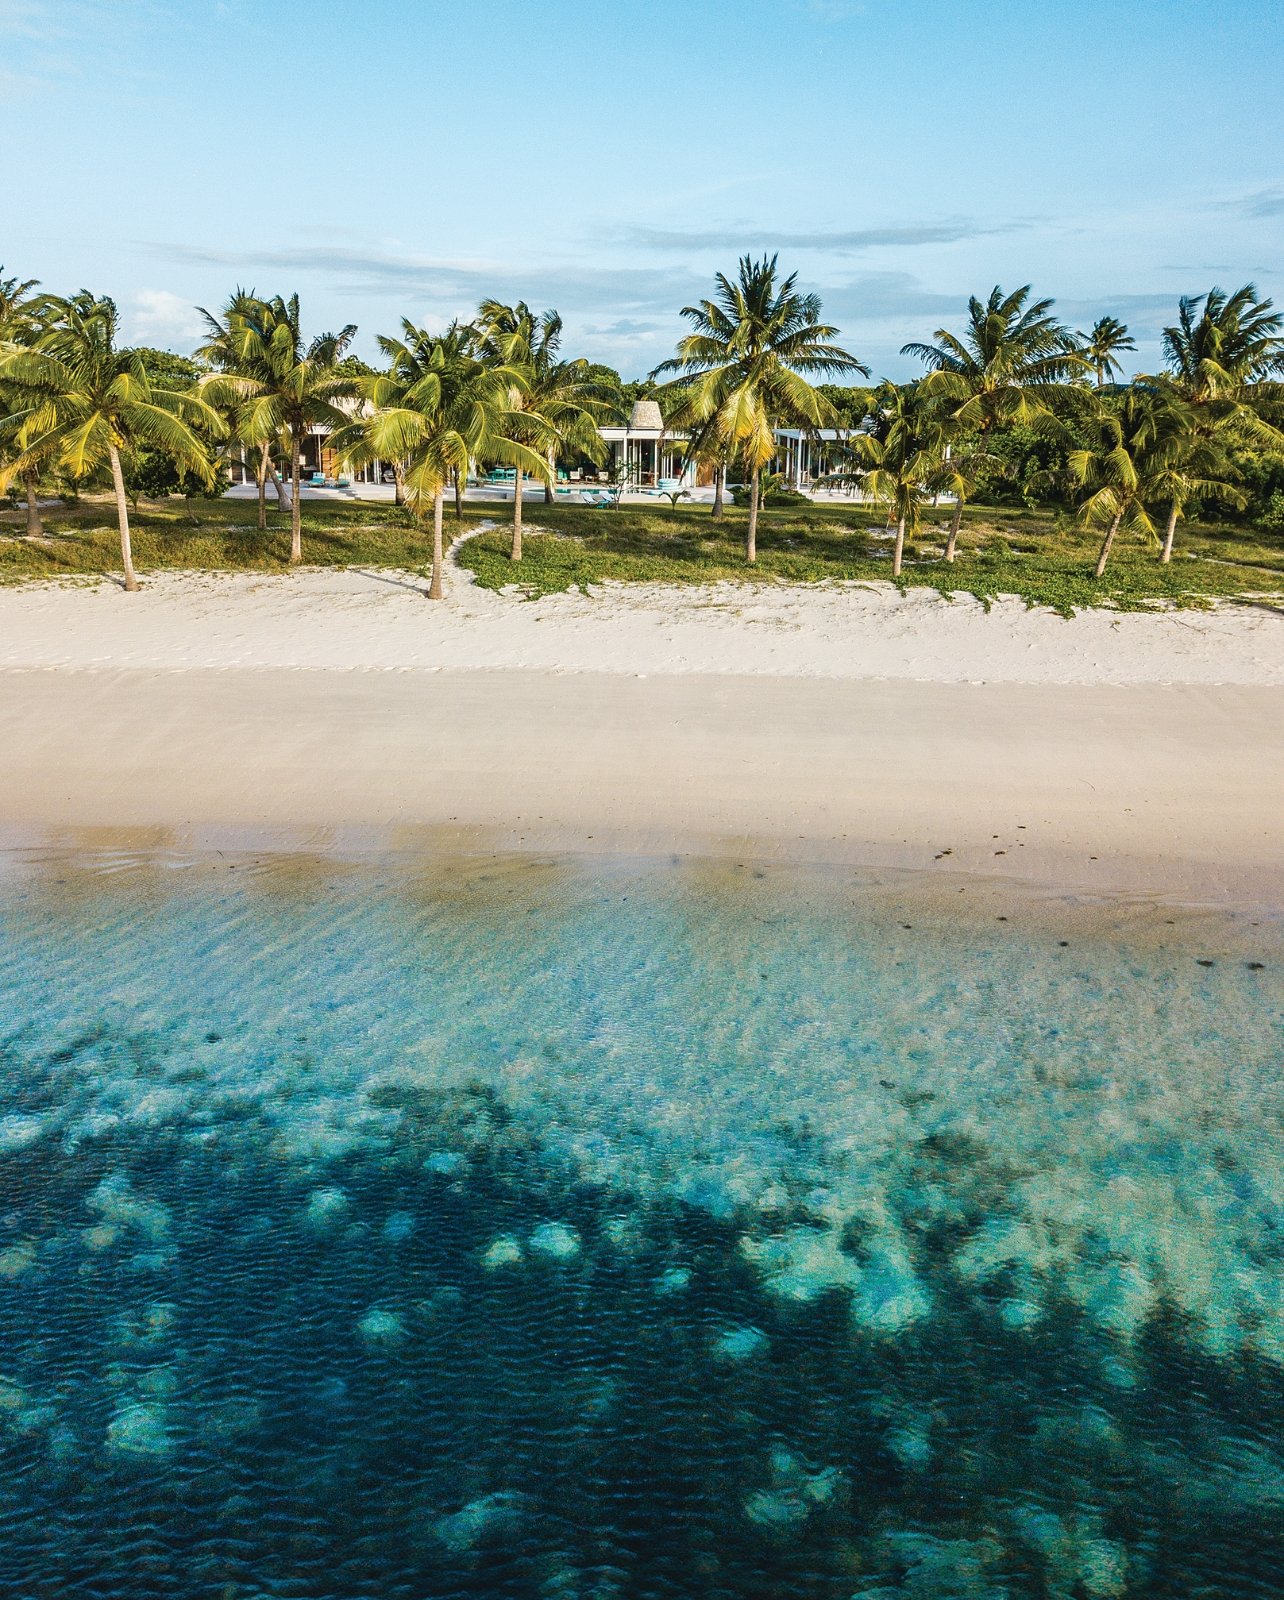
[0,0,168,94]
[1235,187,1284,219]
[614,219,1031,253]
[146,240,702,319]
[126,288,205,348]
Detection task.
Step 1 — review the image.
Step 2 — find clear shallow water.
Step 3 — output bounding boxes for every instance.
[0,850,1281,1600]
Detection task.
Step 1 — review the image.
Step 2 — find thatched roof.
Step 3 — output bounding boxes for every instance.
[628,399,663,432]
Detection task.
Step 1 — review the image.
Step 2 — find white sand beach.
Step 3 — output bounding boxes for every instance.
[1,563,1281,904]
[0,563,1280,683]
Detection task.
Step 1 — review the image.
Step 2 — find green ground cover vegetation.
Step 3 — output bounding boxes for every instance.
[4,494,1279,618]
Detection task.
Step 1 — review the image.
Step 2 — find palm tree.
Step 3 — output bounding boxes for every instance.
[1162,284,1284,402]
[475,300,608,559]
[932,434,988,563]
[0,293,223,590]
[199,293,357,564]
[830,383,948,578]
[1079,316,1136,387]
[333,321,543,599]
[1069,385,1190,578]
[428,322,481,521]
[653,255,867,563]
[1155,285,1284,554]
[197,292,297,531]
[0,269,47,537]
[1155,441,1245,563]
[662,381,734,518]
[903,286,1087,538]
[1139,381,1246,562]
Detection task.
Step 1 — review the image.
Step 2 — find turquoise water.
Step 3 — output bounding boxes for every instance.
[0,850,1281,1599]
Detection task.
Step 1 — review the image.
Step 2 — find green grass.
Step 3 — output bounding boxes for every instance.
[3,494,1282,617]
[0,497,491,586]
[457,502,1284,617]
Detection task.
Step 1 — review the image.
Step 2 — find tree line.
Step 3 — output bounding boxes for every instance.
[1,261,1281,597]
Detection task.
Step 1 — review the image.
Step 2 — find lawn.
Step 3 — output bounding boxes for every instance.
[3,494,1282,617]
[0,498,492,586]
[457,501,1284,617]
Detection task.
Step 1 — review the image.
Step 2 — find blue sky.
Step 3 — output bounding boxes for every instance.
[4,0,1282,378]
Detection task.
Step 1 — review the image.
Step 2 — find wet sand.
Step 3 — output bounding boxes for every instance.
[2,666,1280,906]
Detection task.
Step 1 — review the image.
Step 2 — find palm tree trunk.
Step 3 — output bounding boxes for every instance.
[428,487,445,600]
[289,436,303,564]
[453,467,463,521]
[511,469,524,561]
[893,515,906,578]
[394,466,405,508]
[712,462,725,520]
[1094,511,1123,579]
[256,443,269,531]
[108,443,139,593]
[269,463,292,513]
[545,447,556,506]
[1160,502,1179,564]
[22,469,42,538]
[746,466,761,563]
[944,498,963,563]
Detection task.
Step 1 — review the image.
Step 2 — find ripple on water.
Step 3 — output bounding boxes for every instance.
[0,851,1281,1598]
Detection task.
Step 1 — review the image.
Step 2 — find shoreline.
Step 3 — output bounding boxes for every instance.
[2,665,1281,909]
[2,567,1280,910]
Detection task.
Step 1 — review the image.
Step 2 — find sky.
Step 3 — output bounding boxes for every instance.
[2,0,1282,380]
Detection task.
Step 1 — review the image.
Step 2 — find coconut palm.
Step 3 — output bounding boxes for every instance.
[1069,385,1192,577]
[1139,383,1246,562]
[198,293,357,564]
[932,434,990,564]
[0,269,48,536]
[828,382,949,578]
[903,286,1086,551]
[904,285,1086,426]
[1162,284,1284,402]
[658,381,733,517]
[0,293,223,590]
[1079,316,1136,387]
[653,255,867,562]
[696,432,733,519]
[1158,284,1284,455]
[333,320,544,599]
[1151,285,1284,551]
[475,300,609,558]
[198,293,300,527]
[1155,442,1245,563]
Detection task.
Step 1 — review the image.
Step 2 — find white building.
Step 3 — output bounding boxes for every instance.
[599,399,695,488]
[229,399,860,493]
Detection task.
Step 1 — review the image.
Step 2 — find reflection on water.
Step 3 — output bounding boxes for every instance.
[0,852,1281,1598]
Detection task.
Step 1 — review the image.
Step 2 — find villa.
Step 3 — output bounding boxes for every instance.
[599,400,691,488]
[228,398,859,494]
